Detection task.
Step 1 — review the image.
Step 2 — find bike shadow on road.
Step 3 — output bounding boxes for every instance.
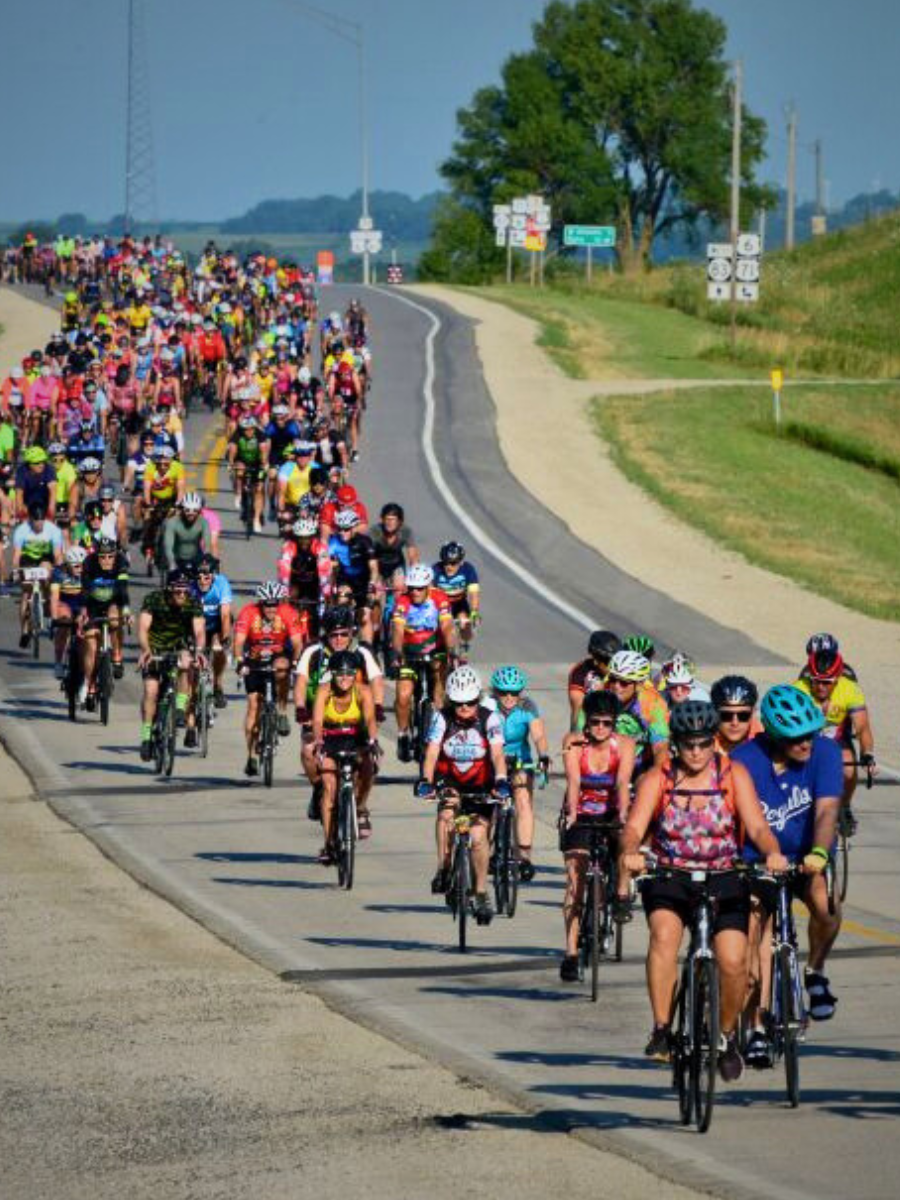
[432,1103,663,1134]
[197,850,318,865]
[497,1049,661,1073]
[211,875,332,890]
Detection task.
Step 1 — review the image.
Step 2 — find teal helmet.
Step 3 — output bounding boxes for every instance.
[760,684,824,740]
[623,634,655,659]
[490,665,527,693]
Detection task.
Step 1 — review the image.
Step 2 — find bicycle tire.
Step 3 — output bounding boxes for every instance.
[492,808,509,916]
[338,779,356,891]
[672,978,693,1125]
[154,702,166,775]
[199,686,210,758]
[505,818,519,919]
[590,871,602,1002]
[692,958,720,1133]
[98,652,112,726]
[163,696,176,778]
[455,840,469,954]
[260,710,275,788]
[614,914,624,962]
[31,592,42,659]
[778,944,801,1108]
[416,699,433,767]
[835,828,849,904]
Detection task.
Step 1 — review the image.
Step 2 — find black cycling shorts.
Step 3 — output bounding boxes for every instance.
[641,869,750,935]
[561,817,620,855]
[749,873,809,916]
[244,659,288,695]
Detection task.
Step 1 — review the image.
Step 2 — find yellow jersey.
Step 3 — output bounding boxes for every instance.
[55,460,78,506]
[323,686,363,732]
[794,675,866,742]
[144,460,185,503]
[282,462,312,507]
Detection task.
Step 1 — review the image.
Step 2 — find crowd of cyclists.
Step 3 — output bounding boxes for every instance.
[0,230,880,1112]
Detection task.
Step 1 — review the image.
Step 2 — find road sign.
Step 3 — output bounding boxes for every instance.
[707,257,732,283]
[735,258,760,282]
[510,213,527,230]
[508,229,527,248]
[386,264,403,284]
[707,282,731,301]
[737,232,761,257]
[512,197,528,215]
[770,368,784,391]
[706,242,734,259]
[735,282,759,302]
[358,215,373,232]
[350,229,382,255]
[563,225,616,248]
[525,233,546,252]
[707,234,760,303]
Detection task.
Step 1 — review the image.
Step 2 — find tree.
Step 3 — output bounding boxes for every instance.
[417,197,503,284]
[438,0,772,273]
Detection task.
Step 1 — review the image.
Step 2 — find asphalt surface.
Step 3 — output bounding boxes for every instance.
[1,284,898,1200]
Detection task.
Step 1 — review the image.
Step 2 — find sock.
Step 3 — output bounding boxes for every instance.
[175,692,188,711]
[141,722,152,739]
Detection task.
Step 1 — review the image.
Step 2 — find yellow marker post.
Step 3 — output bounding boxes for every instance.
[770,367,784,428]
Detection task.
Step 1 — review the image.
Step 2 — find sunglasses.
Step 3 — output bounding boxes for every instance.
[588,716,615,728]
[328,630,351,638]
[785,733,815,746]
[606,677,633,688]
[719,709,753,723]
[453,700,477,709]
[678,736,715,751]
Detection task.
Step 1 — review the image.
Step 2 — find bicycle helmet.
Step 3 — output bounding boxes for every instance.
[328,650,360,677]
[440,540,465,563]
[582,689,622,720]
[78,457,102,474]
[711,675,759,709]
[83,500,102,518]
[380,502,404,521]
[156,445,176,460]
[334,508,359,530]
[182,491,203,513]
[309,466,328,487]
[807,648,844,681]
[293,517,318,538]
[196,555,219,575]
[271,404,290,418]
[490,665,527,693]
[669,700,719,740]
[238,415,257,430]
[336,485,357,505]
[607,649,651,682]
[446,665,482,704]
[806,632,839,656]
[760,684,825,740]
[663,658,694,686]
[298,366,312,384]
[23,446,48,465]
[406,563,434,589]
[623,634,655,660]
[256,581,287,604]
[47,441,66,457]
[65,545,88,566]
[322,605,354,633]
[96,537,118,555]
[28,504,47,522]
[166,568,191,590]
[588,629,621,660]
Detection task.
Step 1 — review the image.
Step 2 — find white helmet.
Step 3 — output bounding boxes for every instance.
[65,545,88,566]
[607,650,651,682]
[293,517,318,538]
[664,660,694,686]
[446,665,482,704]
[298,366,311,384]
[182,491,203,513]
[406,564,434,589]
[334,508,359,530]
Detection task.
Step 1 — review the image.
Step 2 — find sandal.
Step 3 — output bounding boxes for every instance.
[317,844,336,866]
[358,811,372,839]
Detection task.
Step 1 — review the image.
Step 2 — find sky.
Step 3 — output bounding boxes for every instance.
[1,0,898,222]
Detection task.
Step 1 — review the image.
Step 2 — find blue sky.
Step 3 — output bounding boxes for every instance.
[1,0,897,221]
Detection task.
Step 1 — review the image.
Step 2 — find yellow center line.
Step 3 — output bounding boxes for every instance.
[792,904,900,945]
[202,432,228,499]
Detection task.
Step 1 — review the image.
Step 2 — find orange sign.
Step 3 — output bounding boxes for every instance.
[317,250,335,268]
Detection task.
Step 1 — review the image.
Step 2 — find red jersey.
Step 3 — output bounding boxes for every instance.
[320,499,368,532]
[197,331,226,363]
[392,587,452,653]
[234,602,307,660]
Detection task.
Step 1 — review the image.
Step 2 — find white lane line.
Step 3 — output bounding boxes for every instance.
[380,288,595,633]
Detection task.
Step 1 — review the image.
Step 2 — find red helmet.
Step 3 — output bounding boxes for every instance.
[336,485,357,506]
[807,648,843,681]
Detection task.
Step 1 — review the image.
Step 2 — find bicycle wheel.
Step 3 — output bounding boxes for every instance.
[492,810,509,916]
[692,958,720,1133]
[416,699,433,766]
[835,824,849,904]
[614,915,625,962]
[199,686,210,758]
[154,704,167,775]
[455,841,469,953]
[98,652,113,726]
[778,944,801,1108]
[163,696,176,778]
[504,820,519,919]
[261,710,275,788]
[338,780,356,891]
[31,592,42,659]
[589,871,602,1002]
[672,978,693,1126]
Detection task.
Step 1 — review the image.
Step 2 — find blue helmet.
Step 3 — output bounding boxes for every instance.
[490,665,527,693]
[760,684,824,740]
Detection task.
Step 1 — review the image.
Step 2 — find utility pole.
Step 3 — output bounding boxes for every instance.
[815,139,825,216]
[124,0,157,236]
[785,104,797,250]
[729,59,742,353]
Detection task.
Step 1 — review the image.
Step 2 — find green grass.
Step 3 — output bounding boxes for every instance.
[594,384,900,620]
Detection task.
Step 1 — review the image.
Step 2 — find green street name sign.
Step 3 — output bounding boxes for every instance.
[563,224,616,248]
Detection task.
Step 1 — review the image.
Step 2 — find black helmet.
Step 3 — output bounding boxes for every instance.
[96,537,118,555]
[28,503,47,521]
[166,568,190,590]
[309,465,328,487]
[669,700,719,740]
[328,649,360,677]
[84,500,102,518]
[582,690,621,720]
[322,605,354,633]
[196,554,219,574]
[381,502,404,521]
[805,632,839,657]
[440,540,464,563]
[588,629,621,660]
[711,675,759,709]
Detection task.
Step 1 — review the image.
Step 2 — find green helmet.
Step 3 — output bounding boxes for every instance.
[64,290,78,304]
[623,634,655,660]
[23,446,48,465]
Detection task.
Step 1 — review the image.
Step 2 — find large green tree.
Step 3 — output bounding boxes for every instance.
[439,0,771,273]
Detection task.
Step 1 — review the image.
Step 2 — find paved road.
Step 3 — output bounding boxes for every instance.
[1,285,898,1200]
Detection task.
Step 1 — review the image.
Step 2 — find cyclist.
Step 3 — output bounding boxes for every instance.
[657,654,709,704]
[143,445,185,564]
[296,464,335,531]
[559,689,636,982]
[415,666,510,922]
[793,646,875,836]
[327,508,379,645]
[95,483,129,550]
[603,649,669,771]
[79,537,131,704]
[137,568,207,759]
[567,630,621,731]
[391,563,456,763]
[49,544,88,679]
[712,675,763,753]
[276,440,318,511]
[277,516,332,631]
[486,665,550,883]
[369,502,419,644]
[194,554,233,709]
[227,415,269,531]
[15,446,58,524]
[161,492,211,573]
[233,581,307,777]
[263,404,302,519]
[12,504,64,647]
[311,648,379,860]
[619,700,786,1081]
[432,541,480,656]
[48,442,78,538]
[732,685,844,1045]
[124,430,158,537]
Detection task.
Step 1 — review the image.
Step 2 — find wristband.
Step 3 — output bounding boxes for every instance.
[810,845,829,861]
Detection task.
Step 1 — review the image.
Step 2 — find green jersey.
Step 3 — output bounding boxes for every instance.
[141,589,202,653]
[230,432,265,468]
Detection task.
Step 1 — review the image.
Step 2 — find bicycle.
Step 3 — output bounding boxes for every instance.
[439,787,500,954]
[91,616,115,726]
[577,819,624,1001]
[60,619,82,722]
[19,565,50,659]
[239,467,264,540]
[331,747,365,890]
[149,653,180,777]
[248,656,279,788]
[492,784,519,919]
[748,865,807,1108]
[832,758,874,905]
[406,652,437,765]
[195,664,215,758]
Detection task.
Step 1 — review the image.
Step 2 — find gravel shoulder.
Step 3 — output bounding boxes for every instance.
[411,285,900,749]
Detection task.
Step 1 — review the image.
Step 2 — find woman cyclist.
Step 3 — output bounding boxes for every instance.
[619,700,786,1082]
[487,665,550,883]
[311,648,378,863]
[560,689,636,982]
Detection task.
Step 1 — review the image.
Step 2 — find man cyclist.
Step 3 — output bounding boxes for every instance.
[432,541,480,656]
[233,581,306,777]
[137,569,206,759]
[391,563,456,764]
[263,404,301,519]
[327,508,379,645]
[277,516,332,632]
[369,502,418,644]
[415,666,510,923]
[194,554,233,709]
[80,537,131,704]
[567,630,621,731]
[49,544,87,678]
[16,446,58,524]
[12,504,64,647]
[161,492,211,573]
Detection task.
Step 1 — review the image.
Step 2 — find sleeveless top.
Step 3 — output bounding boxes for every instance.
[651,754,738,870]
[577,736,621,818]
[323,686,363,738]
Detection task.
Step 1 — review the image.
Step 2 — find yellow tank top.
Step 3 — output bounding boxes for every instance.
[323,686,362,732]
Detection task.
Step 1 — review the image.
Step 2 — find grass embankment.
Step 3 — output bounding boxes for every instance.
[594,384,900,620]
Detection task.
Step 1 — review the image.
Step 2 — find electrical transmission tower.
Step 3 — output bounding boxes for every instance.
[124,0,158,235]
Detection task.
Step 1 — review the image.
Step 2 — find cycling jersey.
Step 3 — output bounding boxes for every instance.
[50,566,86,613]
[280,461,313,506]
[328,532,376,586]
[651,753,738,870]
[264,419,301,466]
[144,460,185,503]
[141,589,202,653]
[13,521,63,562]
[793,675,866,743]
[432,560,479,602]
[277,538,331,599]
[16,463,58,510]
[568,656,607,697]
[297,642,381,706]
[486,695,539,764]
[66,434,106,467]
[428,705,503,791]
[82,551,130,616]
[576,736,622,818]
[162,514,210,566]
[369,524,416,579]
[322,687,365,742]
[619,685,669,768]
[392,587,451,655]
[196,573,233,629]
[54,460,78,506]
[234,601,305,660]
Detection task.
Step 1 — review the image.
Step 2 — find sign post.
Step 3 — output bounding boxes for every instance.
[770,367,784,428]
[563,225,616,281]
